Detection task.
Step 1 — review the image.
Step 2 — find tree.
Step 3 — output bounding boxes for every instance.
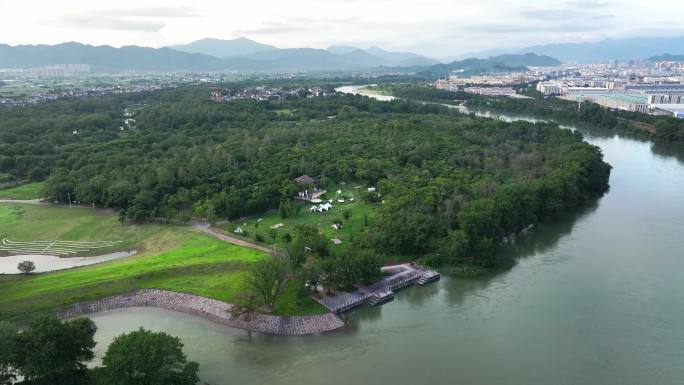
[0,321,16,385]
[282,232,292,243]
[117,209,127,224]
[318,258,343,294]
[245,256,290,306]
[12,316,96,384]
[101,328,199,385]
[17,260,35,274]
[278,199,296,219]
[284,241,307,272]
[229,291,260,338]
[354,250,383,285]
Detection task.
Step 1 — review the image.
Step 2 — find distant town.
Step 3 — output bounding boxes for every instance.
[435,59,684,119]
[209,86,333,102]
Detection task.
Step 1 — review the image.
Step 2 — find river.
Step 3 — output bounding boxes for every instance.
[88,90,684,385]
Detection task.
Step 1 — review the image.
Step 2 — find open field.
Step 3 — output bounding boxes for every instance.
[224,187,379,251]
[0,203,176,256]
[0,181,44,199]
[0,203,327,323]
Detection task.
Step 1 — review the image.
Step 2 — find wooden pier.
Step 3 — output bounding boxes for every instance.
[314,263,440,313]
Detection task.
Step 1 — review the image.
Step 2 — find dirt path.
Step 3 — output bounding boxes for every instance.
[193,223,274,254]
[0,199,46,205]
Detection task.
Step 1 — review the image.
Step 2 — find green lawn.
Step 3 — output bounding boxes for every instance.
[0,182,45,199]
[0,203,327,324]
[0,203,182,256]
[224,186,379,251]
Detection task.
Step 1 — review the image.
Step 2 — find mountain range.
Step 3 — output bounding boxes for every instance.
[0,43,227,73]
[467,36,684,63]
[172,37,440,66]
[0,39,492,73]
[0,38,442,73]
[420,53,561,76]
[2,35,683,73]
[646,53,684,62]
[169,37,277,58]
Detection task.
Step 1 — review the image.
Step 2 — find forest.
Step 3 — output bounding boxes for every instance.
[389,85,684,142]
[0,86,610,267]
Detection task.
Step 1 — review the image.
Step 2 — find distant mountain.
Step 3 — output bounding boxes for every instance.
[0,42,387,72]
[169,37,276,58]
[327,45,359,55]
[0,41,448,73]
[421,53,561,76]
[647,53,684,62]
[517,36,684,63]
[237,48,388,70]
[487,53,561,67]
[327,45,439,66]
[0,42,227,73]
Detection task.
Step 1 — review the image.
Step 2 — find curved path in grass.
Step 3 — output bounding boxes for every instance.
[193,224,274,254]
[57,289,345,335]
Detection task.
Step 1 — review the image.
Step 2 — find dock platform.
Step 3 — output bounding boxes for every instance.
[314,263,441,313]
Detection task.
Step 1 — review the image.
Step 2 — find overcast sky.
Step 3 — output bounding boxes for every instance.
[1,0,683,57]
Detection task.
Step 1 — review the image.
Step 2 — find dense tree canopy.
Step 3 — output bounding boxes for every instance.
[389,85,684,142]
[0,85,610,265]
[101,328,199,385]
[10,316,97,385]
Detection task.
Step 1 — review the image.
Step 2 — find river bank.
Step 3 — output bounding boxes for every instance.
[58,289,345,335]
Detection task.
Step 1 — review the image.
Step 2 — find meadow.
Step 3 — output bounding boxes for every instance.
[0,203,327,324]
[224,186,378,252]
[0,181,45,199]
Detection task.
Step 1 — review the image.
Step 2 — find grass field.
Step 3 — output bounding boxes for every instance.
[224,187,379,251]
[0,182,45,199]
[0,203,176,256]
[0,203,327,323]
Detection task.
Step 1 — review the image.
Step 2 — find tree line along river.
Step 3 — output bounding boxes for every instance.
[88,89,684,385]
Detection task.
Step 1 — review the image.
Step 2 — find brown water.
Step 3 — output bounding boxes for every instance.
[89,107,684,385]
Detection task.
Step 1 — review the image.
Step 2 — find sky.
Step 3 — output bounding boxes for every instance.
[1,0,683,57]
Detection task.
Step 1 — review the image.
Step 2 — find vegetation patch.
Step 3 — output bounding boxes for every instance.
[0,204,326,323]
[0,181,44,200]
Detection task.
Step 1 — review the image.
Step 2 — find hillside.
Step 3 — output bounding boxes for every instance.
[647,53,684,62]
[519,36,684,63]
[0,42,228,73]
[169,37,277,58]
[0,41,421,73]
[420,53,559,76]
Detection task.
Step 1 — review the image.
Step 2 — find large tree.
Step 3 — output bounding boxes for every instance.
[246,255,290,306]
[12,316,96,384]
[0,321,16,385]
[101,328,199,385]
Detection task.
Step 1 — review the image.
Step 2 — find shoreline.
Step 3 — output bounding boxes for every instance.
[56,289,345,336]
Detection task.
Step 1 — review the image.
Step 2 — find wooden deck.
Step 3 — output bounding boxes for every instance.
[314,263,440,313]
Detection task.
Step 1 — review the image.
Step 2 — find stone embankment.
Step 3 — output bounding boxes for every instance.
[57,289,345,335]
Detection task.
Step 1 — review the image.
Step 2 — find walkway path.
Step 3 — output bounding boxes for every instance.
[57,289,345,335]
[0,199,46,205]
[193,223,274,254]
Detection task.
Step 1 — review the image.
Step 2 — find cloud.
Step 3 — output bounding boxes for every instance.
[235,21,306,35]
[566,0,612,8]
[466,23,606,35]
[523,9,585,20]
[235,16,358,36]
[59,14,166,32]
[42,6,200,33]
[112,6,200,18]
